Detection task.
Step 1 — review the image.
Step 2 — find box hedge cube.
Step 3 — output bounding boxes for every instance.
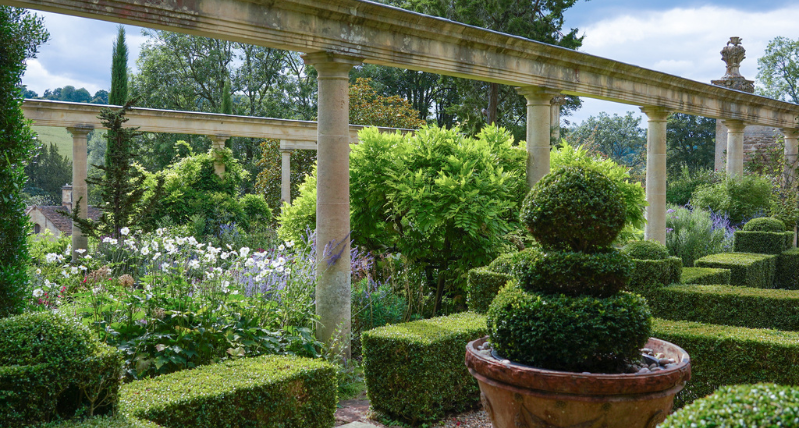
[694,252,777,289]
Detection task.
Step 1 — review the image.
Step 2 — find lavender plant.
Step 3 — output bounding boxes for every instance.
[665,205,734,267]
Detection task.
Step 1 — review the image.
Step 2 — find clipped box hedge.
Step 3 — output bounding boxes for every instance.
[694,252,777,289]
[680,267,731,285]
[466,267,512,313]
[777,248,799,290]
[362,312,487,425]
[119,354,336,428]
[0,312,123,428]
[36,415,160,428]
[733,230,793,255]
[653,318,799,408]
[627,256,682,292]
[645,284,799,330]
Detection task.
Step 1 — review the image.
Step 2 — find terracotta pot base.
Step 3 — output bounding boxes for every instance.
[465,337,691,428]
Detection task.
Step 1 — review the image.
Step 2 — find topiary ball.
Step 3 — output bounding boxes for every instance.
[743,217,786,232]
[520,167,626,252]
[659,383,799,428]
[487,282,652,373]
[514,247,634,298]
[622,240,670,260]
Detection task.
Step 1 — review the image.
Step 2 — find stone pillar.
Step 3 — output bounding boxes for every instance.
[714,120,727,172]
[724,120,746,176]
[302,51,362,359]
[66,125,93,261]
[280,147,293,205]
[210,135,229,178]
[783,128,799,184]
[517,87,561,187]
[550,96,566,146]
[640,107,671,245]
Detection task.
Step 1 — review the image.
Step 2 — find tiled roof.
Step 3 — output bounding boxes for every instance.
[29,205,102,235]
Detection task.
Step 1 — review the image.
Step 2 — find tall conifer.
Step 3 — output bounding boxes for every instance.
[109,26,128,106]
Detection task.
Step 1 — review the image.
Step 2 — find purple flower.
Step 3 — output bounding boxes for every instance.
[667,209,675,214]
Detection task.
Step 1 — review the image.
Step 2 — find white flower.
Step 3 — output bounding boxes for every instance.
[70,266,78,275]
[284,268,291,275]
[286,241,294,248]
[44,279,51,287]
[221,252,230,260]
[35,268,41,275]
[141,246,150,256]
[84,255,92,260]
[203,253,216,263]
[157,228,164,237]
[276,265,284,273]
[151,240,159,251]
[124,239,136,248]
[222,280,230,288]
[45,253,63,264]
[120,227,130,236]
[278,244,285,251]
[176,237,186,245]
[231,290,239,295]
[187,237,198,246]
[214,267,223,274]
[102,237,113,244]
[245,258,255,268]
[161,263,169,272]
[278,257,286,265]
[75,249,86,254]
[206,271,215,280]
[33,288,43,298]
[239,247,250,258]
[79,265,87,271]
[152,252,161,261]
[226,244,232,250]
[164,243,177,254]
[188,260,200,269]
[92,286,103,295]
[61,270,69,278]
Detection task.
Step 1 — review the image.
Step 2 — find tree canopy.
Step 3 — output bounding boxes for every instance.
[757,36,799,103]
[564,112,647,173]
[666,113,716,176]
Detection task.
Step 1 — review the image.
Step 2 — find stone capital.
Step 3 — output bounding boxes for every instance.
[782,128,799,139]
[639,106,672,121]
[66,124,94,136]
[302,52,362,76]
[722,119,746,132]
[516,86,561,104]
[279,148,294,155]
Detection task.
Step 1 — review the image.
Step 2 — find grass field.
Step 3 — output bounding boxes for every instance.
[32,126,73,162]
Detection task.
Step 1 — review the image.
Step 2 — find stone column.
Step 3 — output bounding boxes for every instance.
[640,107,672,245]
[714,120,727,172]
[550,96,566,146]
[209,135,229,178]
[723,120,746,176]
[783,128,799,184]
[302,51,362,359]
[517,87,561,187]
[280,147,293,205]
[66,125,93,261]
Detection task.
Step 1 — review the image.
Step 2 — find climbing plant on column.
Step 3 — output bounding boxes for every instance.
[0,7,48,318]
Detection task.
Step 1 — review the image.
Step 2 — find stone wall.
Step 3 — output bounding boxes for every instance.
[715,121,782,171]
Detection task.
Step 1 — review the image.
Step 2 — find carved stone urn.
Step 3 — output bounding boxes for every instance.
[465,337,691,428]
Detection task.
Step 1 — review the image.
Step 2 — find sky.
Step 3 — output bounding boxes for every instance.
[19,0,799,126]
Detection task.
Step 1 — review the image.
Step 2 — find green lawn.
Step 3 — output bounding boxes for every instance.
[32,126,73,162]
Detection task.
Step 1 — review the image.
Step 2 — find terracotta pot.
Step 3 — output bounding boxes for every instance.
[465,336,691,428]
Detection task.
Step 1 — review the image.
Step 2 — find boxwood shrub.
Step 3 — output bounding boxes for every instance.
[119,354,336,428]
[487,248,537,275]
[694,252,777,288]
[362,312,487,425]
[645,284,799,330]
[778,248,799,290]
[743,217,786,232]
[681,267,731,285]
[627,257,682,293]
[653,318,799,407]
[466,267,511,313]
[0,312,123,427]
[514,248,634,297]
[660,383,799,427]
[733,230,793,255]
[37,415,160,428]
[488,283,651,373]
[621,240,670,260]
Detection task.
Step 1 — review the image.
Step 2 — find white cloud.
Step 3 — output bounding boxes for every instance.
[22,59,102,95]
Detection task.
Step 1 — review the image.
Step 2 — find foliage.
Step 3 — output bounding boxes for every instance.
[239,193,272,225]
[733,230,793,255]
[778,248,799,289]
[0,312,122,426]
[666,167,719,206]
[625,257,682,293]
[550,143,647,236]
[362,312,487,425]
[756,36,799,103]
[349,78,426,128]
[109,26,128,106]
[665,113,716,176]
[690,173,775,225]
[564,112,646,172]
[254,140,317,215]
[24,142,72,204]
[120,355,336,428]
[487,283,651,373]
[680,267,730,285]
[695,252,778,289]
[662,383,799,428]
[520,166,627,252]
[743,216,786,232]
[665,205,734,267]
[351,277,407,355]
[0,6,48,318]
[466,267,511,313]
[653,318,799,407]
[622,240,670,260]
[36,415,158,428]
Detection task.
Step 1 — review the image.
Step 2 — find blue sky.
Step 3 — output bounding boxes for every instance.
[20,0,799,125]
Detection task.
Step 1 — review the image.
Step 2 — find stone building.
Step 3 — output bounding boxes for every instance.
[26,184,100,239]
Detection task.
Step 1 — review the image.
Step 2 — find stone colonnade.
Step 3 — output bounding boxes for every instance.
[66,126,93,261]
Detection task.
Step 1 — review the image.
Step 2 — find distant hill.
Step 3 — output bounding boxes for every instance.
[32,126,73,162]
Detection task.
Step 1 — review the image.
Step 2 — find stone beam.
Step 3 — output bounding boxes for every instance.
[5,0,799,129]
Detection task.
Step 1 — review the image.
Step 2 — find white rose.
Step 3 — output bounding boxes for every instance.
[120,227,130,236]
[33,288,43,298]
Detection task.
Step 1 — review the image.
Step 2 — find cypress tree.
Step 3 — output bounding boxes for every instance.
[109,25,128,106]
[221,79,232,115]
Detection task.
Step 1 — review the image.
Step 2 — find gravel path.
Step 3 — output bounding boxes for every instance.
[335,398,492,428]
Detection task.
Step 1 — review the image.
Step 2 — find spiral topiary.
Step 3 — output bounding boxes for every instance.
[742,217,786,232]
[520,167,626,252]
[622,240,670,260]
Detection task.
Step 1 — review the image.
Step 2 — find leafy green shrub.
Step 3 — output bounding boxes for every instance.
[486,248,537,275]
[690,174,775,224]
[36,415,160,428]
[351,277,407,355]
[645,284,799,330]
[520,167,626,252]
[466,267,512,313]
[239,193,272,227]
[681,267,731,285]
[514,248,634,297]
[362,312,487,425]
[743,216,786,232]
[653,318,799,407]
[627,257,682,293]
[695,252,778,289]
[0,312,123,427]
[733,230,793,254]
[777,248,799,289]
[487,283,651,373]
[660,383,799,427]
[119,355,336,428]
[622,240,669,260]
[666,167,718,206]
[665,205,733,267]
